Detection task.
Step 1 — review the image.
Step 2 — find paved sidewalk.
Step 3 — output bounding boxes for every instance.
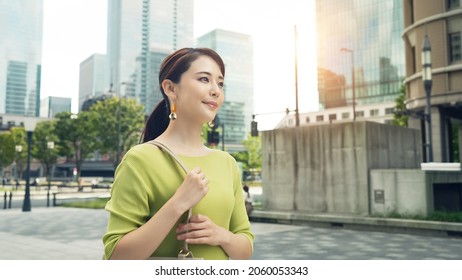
[1,207,462,260]
[0,207,106,260]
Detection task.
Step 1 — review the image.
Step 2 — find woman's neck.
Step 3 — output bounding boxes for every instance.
[155,121,209,156]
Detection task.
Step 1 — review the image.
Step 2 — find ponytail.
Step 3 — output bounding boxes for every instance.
[141,99,170,143]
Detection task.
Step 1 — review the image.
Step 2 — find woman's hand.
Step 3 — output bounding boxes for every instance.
[176,214,230,246]
[172,167,209,213]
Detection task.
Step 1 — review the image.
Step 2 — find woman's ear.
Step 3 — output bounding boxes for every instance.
[161,79,177,98]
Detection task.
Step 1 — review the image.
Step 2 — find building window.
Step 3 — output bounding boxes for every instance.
[329,114,337,121]
[448,0,460,10]
[342,112,350,119]
[356,111,364,118]
[370,109,379,116]
[305,116,310,123]
[385,107,394,115]
[449,32,461,62]
[316,115,324,122]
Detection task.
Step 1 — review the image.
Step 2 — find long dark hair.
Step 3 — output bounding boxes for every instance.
[141,48,225,143]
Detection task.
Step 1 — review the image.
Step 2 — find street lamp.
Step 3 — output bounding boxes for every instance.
[46,141,54,207]
[422,34,433,162]
[294,25,300,127]
[15,145,22,186]
[340,48,356,121]
[22,119,37,212]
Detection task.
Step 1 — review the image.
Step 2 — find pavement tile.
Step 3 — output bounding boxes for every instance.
[1,207,462,260]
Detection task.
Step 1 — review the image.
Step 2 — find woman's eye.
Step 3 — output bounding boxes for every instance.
[218,82,224,88]
[199,77,209,82]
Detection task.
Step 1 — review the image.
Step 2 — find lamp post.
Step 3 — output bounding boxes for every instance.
[340,48,356,121]
[294,25,300,127]
[422,35,433,162]
[22,119,36,212]
[46,141,54,207]
[15,145,22,187]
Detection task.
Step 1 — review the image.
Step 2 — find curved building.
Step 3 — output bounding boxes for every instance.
[403,1,462,162]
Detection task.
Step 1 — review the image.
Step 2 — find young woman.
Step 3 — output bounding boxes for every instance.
[103,48,254,260]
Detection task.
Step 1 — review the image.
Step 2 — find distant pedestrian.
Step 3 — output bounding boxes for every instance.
[243,185,253,216]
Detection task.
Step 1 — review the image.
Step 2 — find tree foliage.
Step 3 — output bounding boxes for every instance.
[54,111,97,190]
[392,84,408,127]
[0,132,15,174]
[9,127,27,179]
[31,121,60,183]
[242,133,262,170]
[87,97,145,167]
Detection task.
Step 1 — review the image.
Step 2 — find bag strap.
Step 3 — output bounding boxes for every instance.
[147,140,193,253]
[148,140,188,175]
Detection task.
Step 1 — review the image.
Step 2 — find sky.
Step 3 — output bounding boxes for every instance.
[41,0,318,130]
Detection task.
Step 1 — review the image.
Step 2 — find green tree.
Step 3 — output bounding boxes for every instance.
[230,151,249,170]
[31,121,60,189]
[242,133,262,170]
[0,131,15,176]
[392,84,408,127]
[87,97,145,167]
[55,111,97,190]
[10,127,27,180]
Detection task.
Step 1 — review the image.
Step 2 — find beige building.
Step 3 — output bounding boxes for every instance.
[403,0,462,162]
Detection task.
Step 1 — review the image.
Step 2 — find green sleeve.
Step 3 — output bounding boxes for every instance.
[102,148,153,259]
[228,158,255,252]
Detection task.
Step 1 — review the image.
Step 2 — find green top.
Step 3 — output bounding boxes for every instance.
[103,142,254,260]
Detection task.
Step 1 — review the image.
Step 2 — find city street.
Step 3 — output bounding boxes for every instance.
[0,207,461,260]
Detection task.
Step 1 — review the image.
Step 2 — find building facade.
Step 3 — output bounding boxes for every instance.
[316,0,405,111]
[403,0,462,163]
[78,54,107,111]
[196,29,254,150]
[0,0,43,117]
[106,0,194,115]
[276,102,396,128]
[40,96,72,118]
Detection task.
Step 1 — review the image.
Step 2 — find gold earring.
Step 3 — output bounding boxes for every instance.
[169,103,177,120]
[208,121,214,128]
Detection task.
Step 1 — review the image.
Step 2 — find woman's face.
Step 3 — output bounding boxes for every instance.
[174,55,225,124]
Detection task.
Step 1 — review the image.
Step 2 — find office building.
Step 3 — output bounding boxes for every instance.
[196,29,254,150]
[106,0,194,114]
[40,96,72,118]
[316,0,405,112]
[0,0,43,116]
[403,0,462,162]
[78,54,107,111]
[276,102,396,128]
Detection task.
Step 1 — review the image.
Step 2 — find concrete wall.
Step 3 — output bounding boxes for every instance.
[370,169,462,216]
[261,121,421,215]
[370,170,429,216]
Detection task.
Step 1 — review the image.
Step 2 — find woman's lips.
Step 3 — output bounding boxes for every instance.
[203,101,218,109]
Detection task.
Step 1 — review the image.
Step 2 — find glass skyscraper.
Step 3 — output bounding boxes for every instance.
[79,54,107,111]
[106,0,194,115]
[0,0,43,116]
[40,96,72,118]
[316,0,405,111]
[196,29,254,150]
